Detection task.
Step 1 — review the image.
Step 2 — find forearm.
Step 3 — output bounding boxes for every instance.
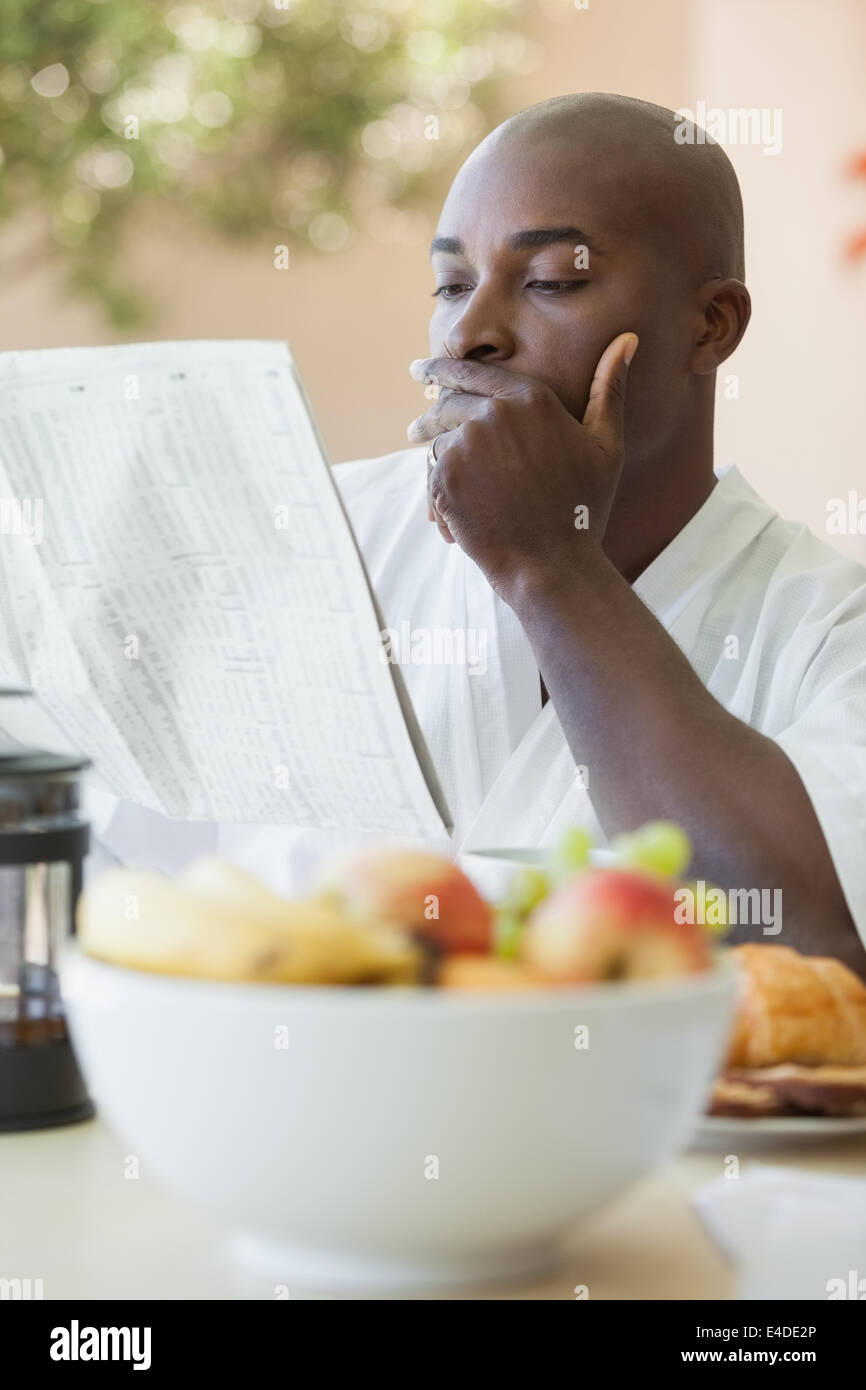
[506,547,864,967]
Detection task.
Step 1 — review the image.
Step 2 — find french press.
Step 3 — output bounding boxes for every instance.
[0,742,93,1130]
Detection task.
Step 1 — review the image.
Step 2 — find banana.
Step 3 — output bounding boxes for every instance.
[77,860,422,985]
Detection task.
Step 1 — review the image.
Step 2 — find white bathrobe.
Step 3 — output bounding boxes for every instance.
[84,447,866,943]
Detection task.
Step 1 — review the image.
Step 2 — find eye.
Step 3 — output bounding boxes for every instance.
[527,280,587,295]
[432,284,473,299]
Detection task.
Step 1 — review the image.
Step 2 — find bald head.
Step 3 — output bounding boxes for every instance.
[428,89,751,478]
[475,92,745,284]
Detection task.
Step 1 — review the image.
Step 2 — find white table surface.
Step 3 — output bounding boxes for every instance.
[3,1115,866,1300]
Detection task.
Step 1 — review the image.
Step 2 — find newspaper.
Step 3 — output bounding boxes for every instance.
[0,340,452,837]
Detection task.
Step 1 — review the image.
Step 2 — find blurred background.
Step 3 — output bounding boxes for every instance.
[1,0,864,559]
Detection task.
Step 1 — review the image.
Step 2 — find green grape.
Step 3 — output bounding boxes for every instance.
[679,879,730,936]
[495,867,550,961]
[551,827,593,882]
[611,820,692,878]
[494,907,525,961]
[501,865,551,916]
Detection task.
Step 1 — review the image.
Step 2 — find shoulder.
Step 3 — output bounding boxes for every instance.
[755,509,866,626]
[729,473,866,713]
[722,466,866,618]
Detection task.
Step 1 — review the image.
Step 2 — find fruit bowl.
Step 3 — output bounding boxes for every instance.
[62,945,736,1294]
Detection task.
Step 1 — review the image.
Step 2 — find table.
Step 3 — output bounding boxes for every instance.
[2,1117,865,1300]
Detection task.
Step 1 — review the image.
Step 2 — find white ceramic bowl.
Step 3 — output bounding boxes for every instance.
[62,946,736,1293]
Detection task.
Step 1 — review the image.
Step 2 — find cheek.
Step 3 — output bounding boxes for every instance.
[627,319,690,413]
[620,338,689,461]
[534,326,609,417]
[547,363,597,420]
[536,300,635,408]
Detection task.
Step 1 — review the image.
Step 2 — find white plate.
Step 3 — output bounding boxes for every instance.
[691,1114,866,1150]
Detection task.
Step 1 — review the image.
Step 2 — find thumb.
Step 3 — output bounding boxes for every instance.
[582,332,638,458]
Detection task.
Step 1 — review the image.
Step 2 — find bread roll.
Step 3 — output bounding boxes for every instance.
[725,943,866,1068]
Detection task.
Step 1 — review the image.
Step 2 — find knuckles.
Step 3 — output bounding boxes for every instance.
[425,376,559,502]
[420,381,553,436]
[459,418,487,449]
[475,396,500,425]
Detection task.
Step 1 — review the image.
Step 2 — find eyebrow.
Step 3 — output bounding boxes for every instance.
[430,227,597,257]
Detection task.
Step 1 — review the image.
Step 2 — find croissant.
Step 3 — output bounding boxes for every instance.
[725,943,866,1068]
[710,944,866,1118]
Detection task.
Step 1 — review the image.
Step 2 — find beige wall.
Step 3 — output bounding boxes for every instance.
[0,0,690,462]
[3,0,864,561]
[694,0,866,563]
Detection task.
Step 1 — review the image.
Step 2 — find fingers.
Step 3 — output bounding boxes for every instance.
[582,332,638,459]
[410,356,538,400]
[407,358,552,444]
[427,487,456,542]
[431,505,456,543]
[426,434,456,542]
[408,388,484,444]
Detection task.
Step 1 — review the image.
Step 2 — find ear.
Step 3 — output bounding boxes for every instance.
[690,278,751,375]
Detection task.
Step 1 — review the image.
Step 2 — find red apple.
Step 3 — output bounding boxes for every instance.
[334,849,493,954]
[523,868,711,982]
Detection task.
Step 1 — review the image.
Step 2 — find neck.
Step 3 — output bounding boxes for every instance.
[602,420,717,584]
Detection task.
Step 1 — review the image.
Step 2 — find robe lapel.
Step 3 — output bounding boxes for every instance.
[458,699,598,855]
[458,466,775,857]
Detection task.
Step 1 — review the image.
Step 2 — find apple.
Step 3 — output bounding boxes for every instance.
[333,848,493,954]
[522,868,711,983]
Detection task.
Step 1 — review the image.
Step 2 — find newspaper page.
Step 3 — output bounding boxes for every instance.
[0,340,452,837]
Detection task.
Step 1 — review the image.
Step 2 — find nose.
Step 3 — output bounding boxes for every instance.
[441,283,515,362]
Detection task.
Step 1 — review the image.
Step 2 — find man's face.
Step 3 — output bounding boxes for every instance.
[428,132,698,468]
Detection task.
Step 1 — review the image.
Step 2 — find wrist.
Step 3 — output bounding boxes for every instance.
[498,539,610,613]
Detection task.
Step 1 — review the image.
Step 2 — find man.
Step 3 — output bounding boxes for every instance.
[94,93,866,971]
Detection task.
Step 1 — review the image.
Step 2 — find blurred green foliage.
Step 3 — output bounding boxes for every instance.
[0,0,531,324]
